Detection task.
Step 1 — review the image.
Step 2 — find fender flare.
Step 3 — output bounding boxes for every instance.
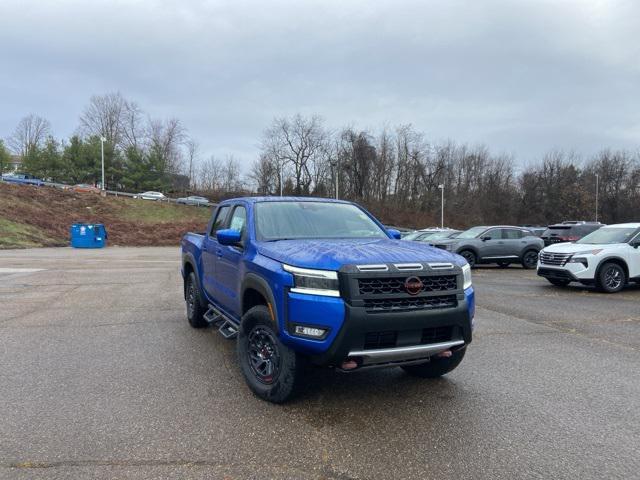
[241,273,279,332]
[181,252,204,301]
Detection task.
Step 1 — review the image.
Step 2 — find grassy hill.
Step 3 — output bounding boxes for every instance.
[0,183,211,248]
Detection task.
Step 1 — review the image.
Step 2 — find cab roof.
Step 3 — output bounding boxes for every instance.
[219,196,353,205]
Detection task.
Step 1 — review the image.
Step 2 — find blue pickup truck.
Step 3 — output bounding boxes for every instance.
[1,173,46,186]
[181,197,475,403]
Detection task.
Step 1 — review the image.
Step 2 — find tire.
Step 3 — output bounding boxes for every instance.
[521,250,539,269]
[596,262,626,293]
[459,250,477,268]
[185,271,208,328]
[497,261,510,268]
[401,347,466,378]
[547,278,570,287]
[237,305,302,403]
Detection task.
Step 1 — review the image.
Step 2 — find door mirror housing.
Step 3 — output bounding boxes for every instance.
[481,235,492,241]
[216,229,242,245]
[387,228,402,240]
[631,241,640,249]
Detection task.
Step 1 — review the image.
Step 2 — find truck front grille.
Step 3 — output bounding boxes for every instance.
[358,275,457,295]
[363,295,458,313]
[539,252,571,266]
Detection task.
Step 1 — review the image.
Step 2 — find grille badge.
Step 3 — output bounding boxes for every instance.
[404,276,424,295]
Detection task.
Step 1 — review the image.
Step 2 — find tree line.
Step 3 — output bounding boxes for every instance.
[3,104,638,227]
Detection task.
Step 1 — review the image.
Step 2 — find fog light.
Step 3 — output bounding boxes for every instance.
[294,325,326,338]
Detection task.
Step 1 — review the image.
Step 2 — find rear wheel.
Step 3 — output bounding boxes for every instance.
[185,272,208,328]
[547,278,570,287]
[521,250,539,269]
[596,262,626,293]
[459,250,477,268]
[237,306,302,403]
[401,348,466,378]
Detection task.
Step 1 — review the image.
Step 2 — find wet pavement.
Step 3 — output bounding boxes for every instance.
[1,247,639,479]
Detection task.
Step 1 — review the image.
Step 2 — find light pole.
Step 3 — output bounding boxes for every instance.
[279,168,283,197]
[438,184,444,229]
[331,161,339,199]
[595,173,599,222]
[100,136,106,194]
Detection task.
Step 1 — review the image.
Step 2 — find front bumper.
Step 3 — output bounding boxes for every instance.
[281,287,474,368]
[537,259,598,281]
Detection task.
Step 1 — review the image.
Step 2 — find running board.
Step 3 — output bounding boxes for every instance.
[204,305,238,339]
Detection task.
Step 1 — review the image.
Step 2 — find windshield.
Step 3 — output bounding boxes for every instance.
[576,227,639,245]
[426,231,458,241]
[456,226,487,239]
[255,201,388,240]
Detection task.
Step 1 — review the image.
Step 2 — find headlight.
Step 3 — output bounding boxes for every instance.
[462,263,472,289]
[282,264,340,297]
[568,256,588,267]
[570,249,603,256]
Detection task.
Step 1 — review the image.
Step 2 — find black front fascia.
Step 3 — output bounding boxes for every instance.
[309,262,472,367]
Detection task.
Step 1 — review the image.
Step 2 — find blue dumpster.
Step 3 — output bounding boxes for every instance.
[70,223,107,248]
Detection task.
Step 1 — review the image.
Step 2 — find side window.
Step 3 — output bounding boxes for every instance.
[210,206,230,235]
[484,229,500,240]
[229,206,247,236]
[503,229,523,240]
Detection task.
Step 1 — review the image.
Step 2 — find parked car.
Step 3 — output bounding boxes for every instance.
[182,197,475,403]
[403,229,461,242]
[541,221,603,246]
[433,226,543,269]
[1,173,45,186]
[176,195,211,206]
[537,223,640,293]
[72,183,101,194]
[134,191,166,201]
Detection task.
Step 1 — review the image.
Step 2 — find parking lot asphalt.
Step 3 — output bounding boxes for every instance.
[1,247,639,479]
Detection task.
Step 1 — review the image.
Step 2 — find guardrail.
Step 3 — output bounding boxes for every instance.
[1,177,216,207]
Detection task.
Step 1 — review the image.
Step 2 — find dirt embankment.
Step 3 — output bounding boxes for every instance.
[0,183,211,248]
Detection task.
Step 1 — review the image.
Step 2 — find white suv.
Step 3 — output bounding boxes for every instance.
[537,223,640,293]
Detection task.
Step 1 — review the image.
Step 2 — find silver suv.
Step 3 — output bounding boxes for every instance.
[433,226,544,269]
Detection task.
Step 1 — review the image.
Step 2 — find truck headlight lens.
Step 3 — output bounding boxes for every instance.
[283,264,340,297]
[462,263,472,289]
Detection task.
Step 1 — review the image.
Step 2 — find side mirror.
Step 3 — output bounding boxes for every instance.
[217,229,242,246]
[632,242,640,249]
[387,228,402,240]
[481,235,492,241]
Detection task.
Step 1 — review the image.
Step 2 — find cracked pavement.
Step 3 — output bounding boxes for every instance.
[1,247,639,479]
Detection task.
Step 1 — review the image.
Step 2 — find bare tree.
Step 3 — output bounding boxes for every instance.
[78,92,128,146]
[147,117,186,175]
[261,114,327,195]
[249,154,278,195]
[196,156,224,191]
[120,101,145,151]
[8,114,51,156]
[184,139,199,189]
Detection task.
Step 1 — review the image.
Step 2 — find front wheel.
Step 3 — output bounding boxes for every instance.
[459,250,477,268]
[237,306,302,403]
[401,348,466,378]
[597,262,626,293]
[521,250,539,269]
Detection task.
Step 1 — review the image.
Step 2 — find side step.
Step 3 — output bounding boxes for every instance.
[204,305,238,340]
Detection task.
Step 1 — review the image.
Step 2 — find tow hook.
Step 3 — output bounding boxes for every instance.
[340,359,359,370]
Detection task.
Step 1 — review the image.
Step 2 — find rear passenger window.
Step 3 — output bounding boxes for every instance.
[503,229,523,239]
[210,206,230,235]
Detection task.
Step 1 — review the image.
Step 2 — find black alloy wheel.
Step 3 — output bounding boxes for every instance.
[247,326,281,384]
[521,250,539,269]
[598,262,626,293]
[460,250,476,268]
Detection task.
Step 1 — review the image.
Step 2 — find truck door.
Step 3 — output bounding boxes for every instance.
[214,204,247,317]
[202,205,230,301]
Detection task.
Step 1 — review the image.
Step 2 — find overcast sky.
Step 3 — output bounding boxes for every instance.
[1,0,638,168]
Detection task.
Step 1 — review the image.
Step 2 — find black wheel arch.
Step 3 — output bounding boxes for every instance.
[241,273,279,332]
[182,252,203,301]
